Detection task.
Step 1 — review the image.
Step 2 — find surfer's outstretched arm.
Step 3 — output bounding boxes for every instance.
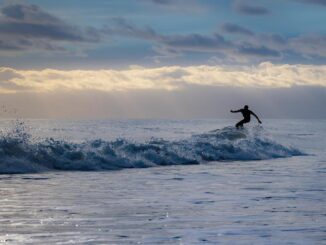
[251,111,262,124]
[230,109,241,113]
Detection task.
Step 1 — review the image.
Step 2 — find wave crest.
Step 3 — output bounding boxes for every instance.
[0,125,303,174]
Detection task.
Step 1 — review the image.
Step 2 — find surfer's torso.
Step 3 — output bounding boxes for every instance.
[240,109,251,121]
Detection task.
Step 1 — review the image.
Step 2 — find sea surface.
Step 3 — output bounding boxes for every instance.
[0,119,325,244]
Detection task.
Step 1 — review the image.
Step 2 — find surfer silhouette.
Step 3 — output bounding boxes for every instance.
[230,105,262,128]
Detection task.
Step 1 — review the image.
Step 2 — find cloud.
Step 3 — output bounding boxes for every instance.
[289,34,326,57]
[103,18,232,54]
[144,0,207,12]
[220,23,254,36]
[101,17,326,64]
[103,18,282,61]
[0,63,325,93]
[237,45,281,57]
[247,33,326,59]
[222,26,326,61]
[163,33,232,52]
[103,18,159,40]
[2,4,62,24]
[0,3,100,52]
[233,0,270,15]
[0,67,28,91]
[1,3,324,65]
[0,68,23,81]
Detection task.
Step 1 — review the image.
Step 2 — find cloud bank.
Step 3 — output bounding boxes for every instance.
[0,4,100,52]
[0,3,325,65]
[0,63,325,93]
[103,18,326,63]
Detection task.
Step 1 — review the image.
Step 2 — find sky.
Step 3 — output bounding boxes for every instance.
[0,0,325,119]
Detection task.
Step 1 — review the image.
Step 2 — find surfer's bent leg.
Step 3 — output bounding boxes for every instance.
[236,119,249,128]
[236,119,244,128]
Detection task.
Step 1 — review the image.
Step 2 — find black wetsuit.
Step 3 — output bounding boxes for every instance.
[236,108,252,128]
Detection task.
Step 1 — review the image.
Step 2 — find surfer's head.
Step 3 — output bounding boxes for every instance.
[244,105,249,109]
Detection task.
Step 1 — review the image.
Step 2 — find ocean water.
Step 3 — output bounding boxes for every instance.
[0,119,325,244]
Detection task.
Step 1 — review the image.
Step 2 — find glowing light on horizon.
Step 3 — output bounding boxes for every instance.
[0,62,325,94]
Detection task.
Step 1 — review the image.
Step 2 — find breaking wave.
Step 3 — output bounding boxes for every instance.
[0,122,303,174]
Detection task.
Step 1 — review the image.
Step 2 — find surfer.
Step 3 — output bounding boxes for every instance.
[230,105,262,128]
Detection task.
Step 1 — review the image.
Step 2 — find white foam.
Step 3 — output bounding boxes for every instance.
[0,124,303,174]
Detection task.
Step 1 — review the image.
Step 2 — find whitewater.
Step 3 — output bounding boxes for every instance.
[0,120,302,174]
[0,119,325,244]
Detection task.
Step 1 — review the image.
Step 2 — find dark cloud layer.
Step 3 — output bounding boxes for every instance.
[237,45,281,57]
[233,0,270,15]
[2,4,60,23]
[0,2,325,65]
[103,18,291,61]
[163,33,231,51]
[220,23,254,36]
[0,4,100,52]
[103,18,159,40]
